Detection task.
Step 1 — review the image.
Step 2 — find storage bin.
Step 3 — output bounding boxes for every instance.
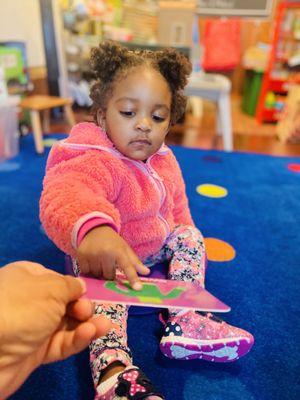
[0,96,20,161]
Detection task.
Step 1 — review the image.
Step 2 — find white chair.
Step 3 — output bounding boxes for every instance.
[184,73,233,151]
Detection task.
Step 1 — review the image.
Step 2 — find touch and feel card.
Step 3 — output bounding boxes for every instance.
[81,276,231,312]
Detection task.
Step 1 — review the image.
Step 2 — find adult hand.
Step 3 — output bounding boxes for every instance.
[77,225,150,290]
[0,261,111,399]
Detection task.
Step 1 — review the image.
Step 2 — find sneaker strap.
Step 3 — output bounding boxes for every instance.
[115,366,164,399]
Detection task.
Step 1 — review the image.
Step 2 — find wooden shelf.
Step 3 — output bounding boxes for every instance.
[256,2,300,123]
[269,78,292,94]
[279,32,300,41]
[261,108,283,122]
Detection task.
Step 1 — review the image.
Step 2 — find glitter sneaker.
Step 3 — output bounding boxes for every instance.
[159,311,254,362]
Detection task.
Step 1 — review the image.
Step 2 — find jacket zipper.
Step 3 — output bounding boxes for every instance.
[131,157,170,238]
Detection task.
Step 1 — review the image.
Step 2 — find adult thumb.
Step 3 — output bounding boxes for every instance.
[59,275,86,303]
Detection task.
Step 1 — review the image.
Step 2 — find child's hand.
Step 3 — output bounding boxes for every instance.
[76,226,150,290]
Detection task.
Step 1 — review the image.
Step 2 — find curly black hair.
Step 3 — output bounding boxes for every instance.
[89,41,192,125]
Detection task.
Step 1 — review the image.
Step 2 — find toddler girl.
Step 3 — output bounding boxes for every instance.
[40,41,254,400]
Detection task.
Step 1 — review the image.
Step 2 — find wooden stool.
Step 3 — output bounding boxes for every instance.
[20,95,76,154]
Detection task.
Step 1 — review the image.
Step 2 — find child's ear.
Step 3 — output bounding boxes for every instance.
[97,109,106,131]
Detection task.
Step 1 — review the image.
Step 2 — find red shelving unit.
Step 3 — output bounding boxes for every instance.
[256,1,300,123]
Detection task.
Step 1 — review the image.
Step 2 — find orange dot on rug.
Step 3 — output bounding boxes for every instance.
[204,238,236,262]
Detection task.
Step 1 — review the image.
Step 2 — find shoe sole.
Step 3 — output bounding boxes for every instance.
[160,336,254,362]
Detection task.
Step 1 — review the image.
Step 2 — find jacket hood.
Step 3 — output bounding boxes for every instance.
[68,122,114,148]
[65,122,169,158]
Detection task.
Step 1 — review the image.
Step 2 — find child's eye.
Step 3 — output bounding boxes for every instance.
[120,111,135,117]
[152,115,165,123]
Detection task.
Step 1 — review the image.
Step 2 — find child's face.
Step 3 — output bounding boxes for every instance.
[100,67,172,161]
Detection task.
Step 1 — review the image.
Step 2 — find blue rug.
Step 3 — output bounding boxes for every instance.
[1,135,299,400]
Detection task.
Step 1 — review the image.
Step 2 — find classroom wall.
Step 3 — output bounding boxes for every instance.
[0,0,46,68]
[0,0,280,95]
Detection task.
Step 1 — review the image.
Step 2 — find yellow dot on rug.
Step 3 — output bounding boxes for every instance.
[196,184,228,198]
[204,238,236,262]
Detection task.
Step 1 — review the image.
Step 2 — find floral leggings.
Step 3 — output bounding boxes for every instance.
[74,224,206,386]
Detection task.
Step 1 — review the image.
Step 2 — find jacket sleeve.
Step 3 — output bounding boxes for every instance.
[39,143,121,257]
[169,152,195,227]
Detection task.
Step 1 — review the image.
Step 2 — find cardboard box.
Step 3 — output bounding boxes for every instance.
[158,1,196,47]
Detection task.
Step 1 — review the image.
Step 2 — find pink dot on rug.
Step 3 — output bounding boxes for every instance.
[287,163,300,173]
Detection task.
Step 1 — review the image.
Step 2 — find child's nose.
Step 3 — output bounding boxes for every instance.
[135,117,151,132]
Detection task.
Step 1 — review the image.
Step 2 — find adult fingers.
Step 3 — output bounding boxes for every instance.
[66,298,93,321]
[44,323,96,363]
[45,317,111,363]
[91,315,112,338]
[31,272,85,306]
[56,275,86,304]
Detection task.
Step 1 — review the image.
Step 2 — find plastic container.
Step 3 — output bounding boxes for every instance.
[0,96,20,161]
[0,66,8,101]
[242,70,264,116]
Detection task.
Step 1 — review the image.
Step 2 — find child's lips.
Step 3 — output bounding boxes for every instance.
[130,139,151,146]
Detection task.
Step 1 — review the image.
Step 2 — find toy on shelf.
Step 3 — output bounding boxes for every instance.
[256,2,300,123]
[0,41,30,96]
[276,85,300,143]
[0,41,33,136]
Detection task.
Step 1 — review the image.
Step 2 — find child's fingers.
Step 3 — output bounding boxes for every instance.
[135,261,150,276]
[77,255,90,275]
[89,256,104,278]
[117,253,142,290]
[130,252,150,276]
[98,253,116,280]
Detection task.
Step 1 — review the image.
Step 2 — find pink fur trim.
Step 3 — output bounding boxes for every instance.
[76,217,119,247]
[72,212,118,249]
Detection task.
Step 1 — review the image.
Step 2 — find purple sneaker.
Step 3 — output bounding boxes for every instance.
[95,366,164,400]
[159,311,254,362]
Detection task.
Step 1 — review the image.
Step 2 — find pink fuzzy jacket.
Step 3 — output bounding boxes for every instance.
[40,122,194,261]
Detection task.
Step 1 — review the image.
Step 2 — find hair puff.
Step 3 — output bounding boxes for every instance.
[155,48,192,92]
[90,41,130,82]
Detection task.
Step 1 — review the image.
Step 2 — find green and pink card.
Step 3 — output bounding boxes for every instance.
[81,276,230,312]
